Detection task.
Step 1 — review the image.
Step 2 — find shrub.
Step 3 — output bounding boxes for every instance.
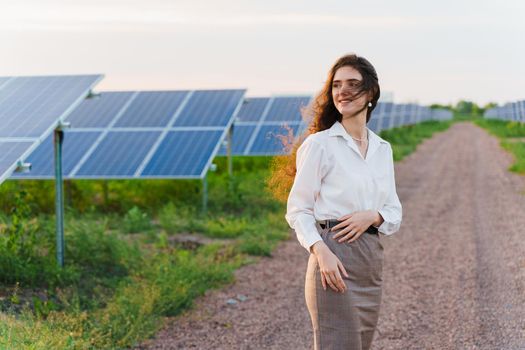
[123,206,152,233]
[158,202,197,234]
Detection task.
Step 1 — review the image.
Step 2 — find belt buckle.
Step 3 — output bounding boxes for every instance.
[319,220,328,230]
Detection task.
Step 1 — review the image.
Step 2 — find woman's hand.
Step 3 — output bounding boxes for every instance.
[331,210,382,244]
[311,241,349,293]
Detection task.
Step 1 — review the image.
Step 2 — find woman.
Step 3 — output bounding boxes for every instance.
[285,54,402,349]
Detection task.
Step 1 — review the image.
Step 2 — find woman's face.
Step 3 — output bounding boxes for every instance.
[332,66,369,117]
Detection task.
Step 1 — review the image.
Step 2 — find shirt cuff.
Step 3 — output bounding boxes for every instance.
[377,208,401,235]
[294,218,323,253]
[305,237,323,253]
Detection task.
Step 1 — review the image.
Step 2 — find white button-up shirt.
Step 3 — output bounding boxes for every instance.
[285,121,402,253]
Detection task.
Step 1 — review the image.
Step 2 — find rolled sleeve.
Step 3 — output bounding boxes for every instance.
[377,145,402,235]
[285,137,326,253]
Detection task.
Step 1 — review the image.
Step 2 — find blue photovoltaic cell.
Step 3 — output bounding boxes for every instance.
[0,77,12,88]
[380,116,391,130]
[217,125,257,156]
[142,130,223,177]
[249,124,300,155]
[173,90,245,127]
[382,103,393,113]
[263,97,310,122]
[11,131,101,178]
[235,98,270,122]
[76,131,160,177]
[0,141,33,173]
[396,105,405,126]
[367,118,379,133]
[66,92,135,128]
[0,75,101,137]
[404,106,414,125]
[115,91,189,127]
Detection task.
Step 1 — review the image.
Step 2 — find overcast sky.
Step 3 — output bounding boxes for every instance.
[1,0,524,105]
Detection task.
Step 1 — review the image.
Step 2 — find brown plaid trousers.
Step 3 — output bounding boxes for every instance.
[305,222,384,350]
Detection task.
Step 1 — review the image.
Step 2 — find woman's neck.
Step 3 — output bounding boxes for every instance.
[340,111,368,140]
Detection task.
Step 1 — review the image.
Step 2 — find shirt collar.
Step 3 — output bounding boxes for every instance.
[328,121,387,143]
[328,121,387,160]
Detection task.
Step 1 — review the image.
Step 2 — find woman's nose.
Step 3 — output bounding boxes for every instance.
[340,85,351,95]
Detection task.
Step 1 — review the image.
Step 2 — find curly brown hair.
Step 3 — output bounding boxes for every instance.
[267,53,381,202]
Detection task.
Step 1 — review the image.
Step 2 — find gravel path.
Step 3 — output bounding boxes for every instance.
[135,122,525,350]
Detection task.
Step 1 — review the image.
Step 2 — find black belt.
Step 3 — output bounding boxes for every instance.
[318,219,378,235]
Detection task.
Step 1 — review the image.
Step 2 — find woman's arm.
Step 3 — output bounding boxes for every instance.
[377,144,402,235]
[285,137,326,253]
[286,137,349,293]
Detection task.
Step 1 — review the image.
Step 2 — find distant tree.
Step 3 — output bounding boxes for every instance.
[455,100,475,114]
[482,102,498,110]
[478,102,498,116]
[430,103,453,110]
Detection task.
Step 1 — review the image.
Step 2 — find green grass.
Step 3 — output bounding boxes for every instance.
[474,118,525,138]
[0,156,288,349]
[501,141,525,174]
[0,120,455,349]
[474,118,525,174]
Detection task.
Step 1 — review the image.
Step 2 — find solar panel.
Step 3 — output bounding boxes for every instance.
[0,77,12,88]
[367,118,380,133]
[248,123,301,155]
[13,131,101,179]
[0,141,34,172]
[235,98,270,122]
[263,96,310,122]
[75,131,161,177]
[12,89,246,180]
[142,130,223,178]
[0,75,102,138]
[66,92,135,128]
[114,91,189,127]
[0,75,102,184]
[218,125,257,156]
[173,90,246,127]
[218,95,311,156]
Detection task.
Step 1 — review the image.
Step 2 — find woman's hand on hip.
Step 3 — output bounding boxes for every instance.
[331,210,380,244]
[311,241,349,293]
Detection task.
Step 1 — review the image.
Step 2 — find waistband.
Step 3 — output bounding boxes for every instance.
[318,219,378,235]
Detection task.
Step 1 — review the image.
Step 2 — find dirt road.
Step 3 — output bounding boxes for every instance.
[136,122,525,350]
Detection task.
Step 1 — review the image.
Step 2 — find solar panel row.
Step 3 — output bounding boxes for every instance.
[2,75,452,184]
[218,96,310,156]
[219,98,452,157]
[12,89,246,179]
[485,100,525,123]
[0,75,103,185]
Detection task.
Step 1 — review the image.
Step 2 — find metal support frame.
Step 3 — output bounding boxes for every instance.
[53,121,70,267]
[227,125,233,193]
[54,128,65,267]
[227,125,233,177]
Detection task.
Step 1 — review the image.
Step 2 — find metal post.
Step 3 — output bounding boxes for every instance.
[227,125,233,177]
[227,125,233,193]
[202,175,208,215]
[54,129,65,267]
